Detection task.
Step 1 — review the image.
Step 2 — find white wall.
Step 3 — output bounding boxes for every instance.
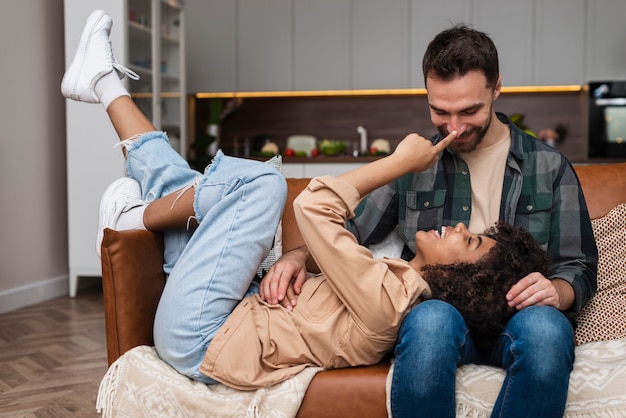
[0,0,70,313]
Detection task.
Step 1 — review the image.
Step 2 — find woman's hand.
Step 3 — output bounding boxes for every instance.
[259,246,309,309]
[338,131,456,197]
[391,131,457,173]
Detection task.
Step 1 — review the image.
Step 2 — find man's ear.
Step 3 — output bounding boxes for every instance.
[493,75,502,100]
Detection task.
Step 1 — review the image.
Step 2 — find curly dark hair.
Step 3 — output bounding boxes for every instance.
[421,221,550,350]
[422,23,500,89]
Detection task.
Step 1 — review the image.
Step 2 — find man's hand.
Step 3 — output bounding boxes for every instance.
[259,246,309,309]
[506,273,574,311]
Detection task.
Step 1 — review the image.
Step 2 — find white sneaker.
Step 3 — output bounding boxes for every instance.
[96,177,145,258]
[61,9,139,103]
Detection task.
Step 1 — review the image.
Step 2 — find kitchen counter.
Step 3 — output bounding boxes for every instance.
[249,155,384,163]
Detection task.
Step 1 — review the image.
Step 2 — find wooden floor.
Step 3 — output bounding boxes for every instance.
[0,285,108,417]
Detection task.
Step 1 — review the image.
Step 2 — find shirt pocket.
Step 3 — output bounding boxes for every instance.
[296,275,342,323]
[515,193,553,244]
[404,190,447,241]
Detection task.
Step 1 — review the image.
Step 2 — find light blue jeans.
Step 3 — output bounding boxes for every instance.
[123,132,287,384]
[391,300,575,418]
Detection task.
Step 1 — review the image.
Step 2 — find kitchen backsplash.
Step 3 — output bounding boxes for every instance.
[191,91,595,163]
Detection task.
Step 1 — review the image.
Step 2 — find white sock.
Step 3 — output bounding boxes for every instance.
[116,204,147,231]
[96,71,130,110]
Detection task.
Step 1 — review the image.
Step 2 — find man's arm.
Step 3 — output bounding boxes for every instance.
[507,158,598,316]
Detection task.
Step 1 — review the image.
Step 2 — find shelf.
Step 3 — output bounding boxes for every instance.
[195,85,584,99]
[128,20,151,35]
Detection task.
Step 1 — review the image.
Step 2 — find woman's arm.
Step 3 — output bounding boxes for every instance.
[338,132,456,197]
[259,132,456,307]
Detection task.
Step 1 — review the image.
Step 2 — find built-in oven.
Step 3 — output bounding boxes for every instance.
[588,81,626,158]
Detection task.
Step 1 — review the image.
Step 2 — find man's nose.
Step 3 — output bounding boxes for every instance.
[447,117,466,136]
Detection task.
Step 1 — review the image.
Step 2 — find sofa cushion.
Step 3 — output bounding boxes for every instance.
[575,203,626,345]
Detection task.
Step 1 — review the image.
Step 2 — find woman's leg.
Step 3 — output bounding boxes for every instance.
[63,12,288,385]
[153,155,287,384]
[106,95,156,144]
[62,10,202,256]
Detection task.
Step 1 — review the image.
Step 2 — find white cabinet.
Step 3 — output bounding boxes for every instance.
[410,0,471,88]
[472,0,535,86]
[534,0,586,86]
[186,0,626,92]
[238,0,293,91]
[185,1,237,93]
[294,0,350,91]
[64,0,186,297]
[351,0,411,89]
[586,0,626,81]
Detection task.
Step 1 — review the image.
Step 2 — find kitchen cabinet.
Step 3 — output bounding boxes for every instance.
[185,1,236,93]
[351,0,411,89]
[238,0,292,91]
[534,0,586,86]
[473,0,534,86]
[293,0,350,91]
[586,0,626,81]
[410,0,471,88]
[186,0,626,92]
[64,0,186,297]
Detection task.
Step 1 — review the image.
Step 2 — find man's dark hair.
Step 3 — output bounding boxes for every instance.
[422,221,550,350]
[422,23,500,89]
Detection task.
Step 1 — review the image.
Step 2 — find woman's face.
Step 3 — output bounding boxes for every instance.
[414,222,496,266]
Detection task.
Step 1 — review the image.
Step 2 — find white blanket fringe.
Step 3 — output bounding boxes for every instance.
[96,357,122,418]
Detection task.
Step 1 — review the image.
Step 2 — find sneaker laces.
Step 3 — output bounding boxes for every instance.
[113,60,140,80]
[105,39,140,80]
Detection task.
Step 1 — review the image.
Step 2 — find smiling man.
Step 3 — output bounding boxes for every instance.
[347,24,598,418]
[261,23,597,418]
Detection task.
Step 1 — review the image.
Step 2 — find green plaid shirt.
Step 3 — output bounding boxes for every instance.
[348,113,597,319]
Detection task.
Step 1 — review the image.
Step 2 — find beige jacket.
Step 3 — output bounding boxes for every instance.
[200,176,431,390]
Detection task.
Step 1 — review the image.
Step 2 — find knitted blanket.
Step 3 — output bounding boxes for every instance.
[97,345,321,418]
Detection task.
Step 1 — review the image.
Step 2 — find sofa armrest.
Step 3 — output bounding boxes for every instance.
[101,228,166,366]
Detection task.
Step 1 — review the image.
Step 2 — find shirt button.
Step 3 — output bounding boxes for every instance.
[462,205,470,212]
[526,204,533,211]
[462,169,469,175]
[423,201,430,208]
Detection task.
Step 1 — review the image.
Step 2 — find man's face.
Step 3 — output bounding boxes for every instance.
[426,70,501,153]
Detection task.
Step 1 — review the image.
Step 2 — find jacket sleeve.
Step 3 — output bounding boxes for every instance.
[293,176,429,336]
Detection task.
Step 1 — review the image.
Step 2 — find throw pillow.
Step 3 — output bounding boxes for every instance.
[575,203,626,345]
[255,155,283,280]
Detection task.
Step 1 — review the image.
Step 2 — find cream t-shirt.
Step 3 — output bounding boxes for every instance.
[459,132,511,234]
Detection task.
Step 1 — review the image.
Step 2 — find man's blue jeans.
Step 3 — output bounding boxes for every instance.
[123,132,287,384]
[391,300,575,418]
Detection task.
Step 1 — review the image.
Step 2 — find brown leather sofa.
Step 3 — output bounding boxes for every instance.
[100,162,626,418]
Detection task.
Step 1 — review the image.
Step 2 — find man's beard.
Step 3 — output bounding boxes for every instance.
[438,113,492,154]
